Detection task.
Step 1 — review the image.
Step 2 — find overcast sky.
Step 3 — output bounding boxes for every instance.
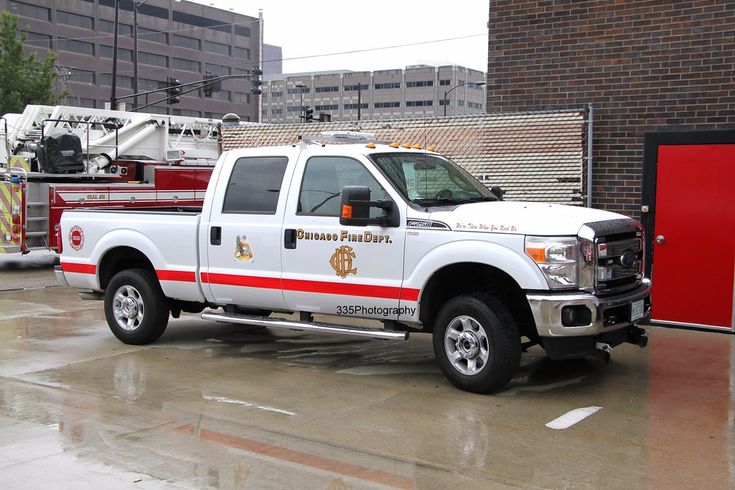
[186,0,489,74]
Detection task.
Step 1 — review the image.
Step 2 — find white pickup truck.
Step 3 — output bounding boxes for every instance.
[56,135,650,393]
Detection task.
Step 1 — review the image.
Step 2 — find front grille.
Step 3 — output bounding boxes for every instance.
[595,227,644,295]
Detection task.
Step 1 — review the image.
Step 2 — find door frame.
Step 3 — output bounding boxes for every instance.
[640,128,735,331]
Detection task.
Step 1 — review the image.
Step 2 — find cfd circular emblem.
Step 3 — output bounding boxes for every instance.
[69,225,84,251]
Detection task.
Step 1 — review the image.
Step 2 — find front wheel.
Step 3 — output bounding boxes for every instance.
[104,268,169,345]
[432,294,521,393]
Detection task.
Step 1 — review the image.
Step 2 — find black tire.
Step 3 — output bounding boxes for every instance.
[432,294,521,393]
[104,268,169,345]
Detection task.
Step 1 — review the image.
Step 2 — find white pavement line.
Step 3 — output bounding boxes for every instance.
[202,393,296,416]
[545,406,602,430]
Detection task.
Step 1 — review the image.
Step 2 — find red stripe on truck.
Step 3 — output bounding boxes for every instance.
[201,272,420,301]
[156,270,196,282]
[61,262,96,274]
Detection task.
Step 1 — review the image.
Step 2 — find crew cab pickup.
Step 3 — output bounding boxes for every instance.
[56,137,651,393]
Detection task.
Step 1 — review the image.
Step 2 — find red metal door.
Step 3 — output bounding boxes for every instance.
[651,144,735,330]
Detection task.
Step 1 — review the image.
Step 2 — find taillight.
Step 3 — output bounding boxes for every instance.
[56,225,63,254]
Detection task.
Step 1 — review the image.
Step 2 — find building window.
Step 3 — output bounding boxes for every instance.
[24,32,52,50]
[375,82,400,89]
[101,73,132,88]
[315,104,338,111]
[139,51,168,67]
[439,79,451,86]
[173,11,231,34]
[10,2,50,21]
[468,101,483,109]
[173,109,201,117]
[57,38,94,56]
[100,45,133,62]
[344,103,368,110]
[223,157,288,214]
[205,63,231,76]
[315,86,339,93]
[406,80,433,88]
[458,100,465,107]
[205,112,225,119]
[172,34,200,49]
[235,26,250,37]
[439,100,449,106]
[211,90,231,102]
[138,78,167,91]
[66,68,95,84]
[287,106,306,113]
[233,92,250,104]
[63,97,96,108]
[57,11,94,29]
[406,100,433,107]
[173,58,201,72]
[100,20,132,36]
[234,47,250,59]
[204,40,230,56]
[271,108,283,115]
[288,87,310,94]
[270,91,283,97]
[344,83,368,92]
[374,101,400,108]
[138,27,167,43]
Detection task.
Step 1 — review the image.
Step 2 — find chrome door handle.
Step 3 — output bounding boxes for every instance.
[656,235,665,244]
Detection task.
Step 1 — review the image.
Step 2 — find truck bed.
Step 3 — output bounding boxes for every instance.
[59,208,205,303]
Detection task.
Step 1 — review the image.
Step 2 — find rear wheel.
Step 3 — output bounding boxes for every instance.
[104,268,169,345]
[432,294,521,393]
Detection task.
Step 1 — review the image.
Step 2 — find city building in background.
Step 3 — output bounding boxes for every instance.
[262,65,486,123]
[263,43,282,76]
[2,0,262,120]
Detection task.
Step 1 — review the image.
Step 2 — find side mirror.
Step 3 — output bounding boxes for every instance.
[490,186,505,201]
[339,186,399,227]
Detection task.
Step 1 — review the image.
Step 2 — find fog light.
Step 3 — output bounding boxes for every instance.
[562,305,592,327]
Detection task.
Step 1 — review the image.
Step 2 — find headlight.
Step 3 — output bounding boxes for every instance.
[525,236,578,289]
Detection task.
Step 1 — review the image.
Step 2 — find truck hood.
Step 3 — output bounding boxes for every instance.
[429,201,629,236]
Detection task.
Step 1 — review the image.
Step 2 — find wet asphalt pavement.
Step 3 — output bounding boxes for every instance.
[0,256,733,489]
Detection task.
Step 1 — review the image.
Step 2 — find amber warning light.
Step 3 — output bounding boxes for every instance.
[341,204,353,219]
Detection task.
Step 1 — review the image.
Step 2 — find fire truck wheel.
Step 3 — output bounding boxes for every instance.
[432,294,521,394]
[104,268,169,345]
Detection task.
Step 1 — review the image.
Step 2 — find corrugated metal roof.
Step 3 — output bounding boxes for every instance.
[222,110,587,205]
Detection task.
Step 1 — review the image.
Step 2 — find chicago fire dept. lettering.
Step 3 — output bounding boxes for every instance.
[296,229,392,244]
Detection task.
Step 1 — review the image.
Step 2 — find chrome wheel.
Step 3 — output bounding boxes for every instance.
[444,315,489,375]
[113,285,145,332]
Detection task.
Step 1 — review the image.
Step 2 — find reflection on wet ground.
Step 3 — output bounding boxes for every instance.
[0,285,733,489]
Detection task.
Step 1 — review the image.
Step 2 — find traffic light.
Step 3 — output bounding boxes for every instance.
[203,71,219,97]
[166,77,181,104]
[305,107,314,122]
[250,67,263,95]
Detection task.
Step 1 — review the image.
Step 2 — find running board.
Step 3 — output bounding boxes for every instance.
[201,312,409,340]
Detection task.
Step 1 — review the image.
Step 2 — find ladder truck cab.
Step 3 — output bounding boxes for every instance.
[0,105,226,254]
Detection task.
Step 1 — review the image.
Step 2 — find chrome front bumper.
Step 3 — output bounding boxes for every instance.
[527,279,651,337]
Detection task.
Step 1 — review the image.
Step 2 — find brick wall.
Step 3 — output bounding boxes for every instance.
[487,0,735,216]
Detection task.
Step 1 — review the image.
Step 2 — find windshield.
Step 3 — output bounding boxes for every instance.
[369,152,497,206]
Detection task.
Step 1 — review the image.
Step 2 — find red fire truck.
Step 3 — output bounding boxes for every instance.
[0,105,225,254]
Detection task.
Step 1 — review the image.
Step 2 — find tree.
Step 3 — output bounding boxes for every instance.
[0,12,61,114]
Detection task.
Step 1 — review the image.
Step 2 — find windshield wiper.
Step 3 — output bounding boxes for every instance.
[413,198,466,206]
[466,196,498,202]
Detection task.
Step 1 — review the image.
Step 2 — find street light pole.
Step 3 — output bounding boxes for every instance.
[132,1,141,109]
[296,83,306,123]
[109,0,120,109]
[357,83,362,121]
[443,80,486,117]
